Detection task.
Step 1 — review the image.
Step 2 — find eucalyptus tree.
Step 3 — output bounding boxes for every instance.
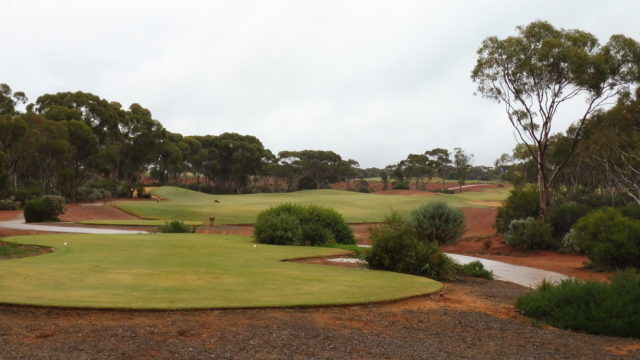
[472,20,640,219]
[426,148,452,190]
[454,148,473,191]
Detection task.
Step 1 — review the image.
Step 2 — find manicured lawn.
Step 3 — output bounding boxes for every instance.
[0,233,441,309]
[78,220,203,226]
[114,186,507,225]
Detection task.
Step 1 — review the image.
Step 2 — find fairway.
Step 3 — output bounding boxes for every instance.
[0,234,441,309]
[115,186,507,224]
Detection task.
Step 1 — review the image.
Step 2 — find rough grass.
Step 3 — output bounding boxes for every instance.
[0,241,43,259]
[0,233,441,309]
[114,187,507,225]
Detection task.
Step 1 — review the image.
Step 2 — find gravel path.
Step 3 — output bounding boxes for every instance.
[0,278,638,359]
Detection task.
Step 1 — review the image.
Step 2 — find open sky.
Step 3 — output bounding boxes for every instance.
[3,1,639,168]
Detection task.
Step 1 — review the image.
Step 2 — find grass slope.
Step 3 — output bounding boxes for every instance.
[0,234,441,309]
[115,187,507,225]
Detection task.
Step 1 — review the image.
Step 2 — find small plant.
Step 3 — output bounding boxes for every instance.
[572,207,640,270]
[516,270,640,338]
[482,238,492,250]
[159,220,195,233]
[459,261,494,279]
[504,217,556,252]
[23,195,66,223]
[410,201,466,245]
[0,196,20,210]
[434,188,454,194]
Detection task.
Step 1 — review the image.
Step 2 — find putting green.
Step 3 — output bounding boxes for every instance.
[0,234,441,309]
[114,186,507,225]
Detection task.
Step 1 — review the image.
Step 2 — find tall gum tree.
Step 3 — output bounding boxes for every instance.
[471,21,640,220]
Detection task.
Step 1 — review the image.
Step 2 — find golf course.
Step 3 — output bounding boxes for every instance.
[114,186,508,224]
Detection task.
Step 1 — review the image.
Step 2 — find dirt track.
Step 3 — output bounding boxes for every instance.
[1,199,639,359]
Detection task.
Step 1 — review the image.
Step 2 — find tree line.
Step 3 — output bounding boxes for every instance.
[0,84,487,202]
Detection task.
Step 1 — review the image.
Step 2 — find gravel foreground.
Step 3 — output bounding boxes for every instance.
[1,278,638,360]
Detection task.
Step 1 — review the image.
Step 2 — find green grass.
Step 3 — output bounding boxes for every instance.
[0,233,441,309]
[77,219,204,226]
[114,186,508,225]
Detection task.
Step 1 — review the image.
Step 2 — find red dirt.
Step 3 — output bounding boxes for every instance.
[59,203,141,222]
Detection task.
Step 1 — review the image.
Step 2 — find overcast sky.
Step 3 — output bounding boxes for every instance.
[3,1,639,167]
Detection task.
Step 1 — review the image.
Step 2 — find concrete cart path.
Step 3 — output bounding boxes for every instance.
[446,253,569,288]
[0,214,147,235]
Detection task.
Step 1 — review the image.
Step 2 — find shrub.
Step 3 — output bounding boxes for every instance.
[559,229,581,253]
[410,201,465,245]
[516,270,640,338]
[0,196,20,210]
[504,217,556,252]
[434,188,454,194]
[365,212,457,281]
[254,211,301,245]
[392,181,410,190]
[254,203,354,246]
[459,260,494,279]
[619,203,640,220]
[159,220,195,233]
[297,176,317,190]
[355,181,370,193]
[495,185,540,234]
[24,195,66,223]
[572,208,640,270]
[547,202,591,239]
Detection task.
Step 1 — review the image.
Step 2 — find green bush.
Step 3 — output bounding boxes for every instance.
[495,185,540,234]
[365,212,457,281]
[297,176,317,190]
[559,229,581,253]
[547,202,591,239]
[159,220,195,233]
[410,201,465,245]
[0,196,20,210]
[619,203,640,220]
[504,217,556,252]
[254,203,354,246]
[392,181,410,190]
[24,195,66,223]
[434,188,454,194]
[459,261,494,279]
[572,208,640,270]
[516,270,640,338]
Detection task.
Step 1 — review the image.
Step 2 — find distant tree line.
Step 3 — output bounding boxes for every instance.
[0,84,496,203]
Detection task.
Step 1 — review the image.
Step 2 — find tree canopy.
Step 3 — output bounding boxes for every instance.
[472,20,640,219]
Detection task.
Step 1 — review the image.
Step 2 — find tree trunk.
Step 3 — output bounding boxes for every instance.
[537,151,550,222]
